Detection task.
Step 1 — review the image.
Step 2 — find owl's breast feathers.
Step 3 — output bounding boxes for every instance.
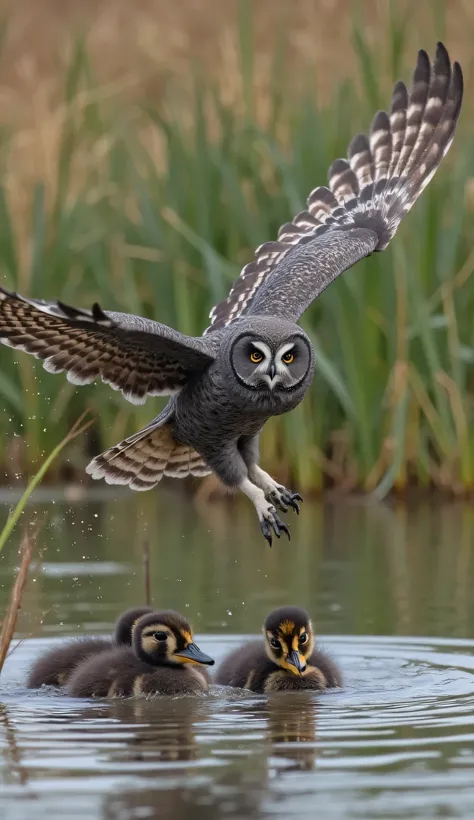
[172,362,299,448]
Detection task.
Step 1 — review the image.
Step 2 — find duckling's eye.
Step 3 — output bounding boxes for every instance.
[153,631,168,642]
[250,350,263,364]
[282,351,294,364]
[270,638,280,650]
[299,632,308,645]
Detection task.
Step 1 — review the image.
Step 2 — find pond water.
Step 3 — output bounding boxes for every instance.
[1,489,474,819]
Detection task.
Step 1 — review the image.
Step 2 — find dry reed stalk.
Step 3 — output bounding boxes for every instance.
[0,523,37,674]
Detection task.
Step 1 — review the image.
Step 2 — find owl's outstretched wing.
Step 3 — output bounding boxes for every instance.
[0,288,216,404]
[205,42,463,330]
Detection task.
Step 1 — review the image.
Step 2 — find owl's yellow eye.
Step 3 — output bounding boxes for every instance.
[282,352,294,364]
[250,351,263,363]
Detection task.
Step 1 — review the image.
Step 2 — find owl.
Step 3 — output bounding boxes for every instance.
[0,44,463,544]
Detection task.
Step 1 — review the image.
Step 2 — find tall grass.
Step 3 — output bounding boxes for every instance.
[0,4,473,494]
[0,415,93,671]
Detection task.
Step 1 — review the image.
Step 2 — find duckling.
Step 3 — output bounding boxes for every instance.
[27,606,153,688]
[215,606,341,693]
[67,610,215,698]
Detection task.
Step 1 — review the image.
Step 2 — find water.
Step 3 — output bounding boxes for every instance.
[1,490,474,819]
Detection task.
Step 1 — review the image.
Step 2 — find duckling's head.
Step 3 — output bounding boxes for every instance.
[114,606,154,645]
[132,610,215,668]
[263,606,314,676]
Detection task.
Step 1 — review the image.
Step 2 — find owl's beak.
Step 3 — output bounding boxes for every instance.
[262,362,280,390]
[262,374,280,390]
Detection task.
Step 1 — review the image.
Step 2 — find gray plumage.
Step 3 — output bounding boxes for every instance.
[0,44,463,543]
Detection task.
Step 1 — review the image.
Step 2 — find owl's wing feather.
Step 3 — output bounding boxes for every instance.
[205,42,463,329]
[0,288,216,404]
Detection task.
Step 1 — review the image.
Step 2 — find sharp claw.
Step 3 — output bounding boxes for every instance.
[260,519,273,547]
[268,486,303,516]
[279,522,291,541]
[267,506,281,538]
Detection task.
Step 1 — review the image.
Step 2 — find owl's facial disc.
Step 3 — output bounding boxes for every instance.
[231,335,311,391]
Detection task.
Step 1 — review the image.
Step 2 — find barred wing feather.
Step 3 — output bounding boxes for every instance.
[0,288,216,404]
[205,42,463,329]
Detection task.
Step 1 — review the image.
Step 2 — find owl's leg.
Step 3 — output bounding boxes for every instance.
[248,466,302,515]
[238,478,290,547]
[238,436,302,516]
[207,440,290,546]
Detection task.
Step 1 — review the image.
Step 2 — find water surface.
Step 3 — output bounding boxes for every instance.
[1,492,474,819]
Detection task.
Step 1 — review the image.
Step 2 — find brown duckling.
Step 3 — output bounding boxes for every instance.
[67,610,215,698]
[27,606,153,688]
[215,606,341,693]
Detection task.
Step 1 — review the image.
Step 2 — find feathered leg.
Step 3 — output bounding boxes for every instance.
[237,435,300,542]
[238,478,290,547]
[248,466,302,514]
[202,438,289,546]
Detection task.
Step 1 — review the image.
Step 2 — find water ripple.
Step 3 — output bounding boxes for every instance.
[2,635,474,819]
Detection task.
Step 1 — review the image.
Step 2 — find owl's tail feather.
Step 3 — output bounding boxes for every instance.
[276,42,462,253]
[86,423,211,491]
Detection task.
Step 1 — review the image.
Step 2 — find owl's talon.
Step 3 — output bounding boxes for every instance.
[258,504,289,546]
[289,492,302,514]
[285,496,299,514]
[268,485,303,516]
[271,515,282,539]
[240,477,293,545]
[260,519,274,547]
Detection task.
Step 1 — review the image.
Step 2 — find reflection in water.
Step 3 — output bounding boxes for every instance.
[3,634,474,819]
[2,495,474,817]
[265,694,318,772]
[103,694,316,820]
[0,703,29,788]
[98,699,214,820]
[97,697,269,820]
[104,698,199,764]
[2,494,474,642]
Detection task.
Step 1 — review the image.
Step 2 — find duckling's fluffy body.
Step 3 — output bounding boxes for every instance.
[67,644,209,697]
[215,606,341,693]
[67,610,214,698]
[27,606,153,689]
[27,636,112,688]
[215,639,340,693]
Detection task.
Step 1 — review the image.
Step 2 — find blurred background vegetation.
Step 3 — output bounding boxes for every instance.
[0,0,473,496]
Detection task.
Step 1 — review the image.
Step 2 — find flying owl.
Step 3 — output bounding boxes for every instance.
[0,43,463,544]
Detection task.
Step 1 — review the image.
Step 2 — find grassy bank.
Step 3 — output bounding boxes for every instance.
[0,2,473,495]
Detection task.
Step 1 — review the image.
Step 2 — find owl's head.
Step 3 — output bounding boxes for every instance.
[226,317,314,395]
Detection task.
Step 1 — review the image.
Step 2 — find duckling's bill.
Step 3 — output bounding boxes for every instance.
[173,642,215,666]
[283,648,306,675]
